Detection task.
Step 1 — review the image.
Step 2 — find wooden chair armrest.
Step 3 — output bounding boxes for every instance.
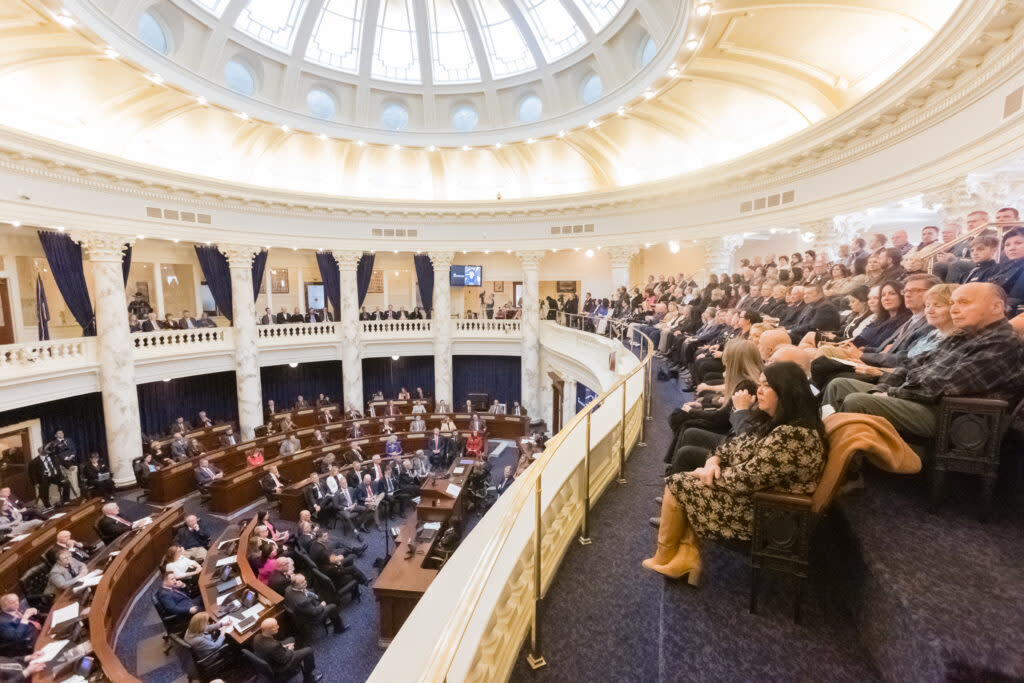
[940,397,1008,413]
[753,491,813,510]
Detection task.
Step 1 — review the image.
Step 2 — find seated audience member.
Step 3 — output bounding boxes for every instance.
[428,428,448,467]
[80,452,115,500]
[195,458,223,490]
[440,416,457,437]
[279,434,301,457]
[465,431,484,458]
[164,544,201,580]
[437,399,451,413]
[155,571,201,620]
[46,530,91,565]
[141,311,161,332]
[253,618,322,683]
[266,556,294,596]
[195,410,213,428]
[644,363,826,582]
[309,529,367,587]
[961,233,1000,284]
[303,473,337,525]
[261,465,288,498]
[993,227,1024,314]
[280,416,296,432]
[397,387,411,400]
[348,421,365,439]
[330,475,370,537]
[856,274,940,367]
[488,399,502,414]
[198,312,216,327]
[256,510,289,545]
[169,432,189,461]
[246,448,265,467]
[185,611,232,663]
[218,427,239,448]
[97,502,133,544]
[44,549,87,598]
[0,488,39,521]
[468,412,484,432]
[0,500,43,536]
[385,435,402,457]
[0,594,42,654]
[344,405,363,420]
[411,401,426,414]
[786,283,840,343]
[824,283,1024,438]
[356,474,383,529]
[187,438,206,459]
[315,407,334,425]
[163,313,180,329]
[846,282,911,349]
[292,520,315,555]
[284,573,346,645]
[381,418,395,435]
[409,415,426,432]
[265,400,277,419]
[169,416,191,436]
[176,515,211,562]
[128,313,142,333]
[295,395,309,409]
[310,429,330,448]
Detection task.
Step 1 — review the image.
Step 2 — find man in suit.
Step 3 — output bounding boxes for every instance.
[170,433,189,461]
[289,307,304,323]
[178,310,199,329]
[186,438,205,459]
[496,465,516,494]
[355,474,384,530]
[315,408,333,425]
[0,488,40,521]
[330,473,370,537]
[348,422,364,439]
[469,412,484,432]
[385,400,400,416]
[195,411,213,428]
[168,416,191,436]
[46,529,92,565]
[344,405,362,420]
[44,549,87,598]
[266,556,294,596]
[260,307,275,325]
[176,514,211,562]
[342,444,363,466]
[264,400,277,421]
[29,447,68,507]
[80,453,115,500]
[284,573,345,645]
[260,465,288,498]
[46,430,80,499]
[303,474,336,525]
[155,572,200,622]
[279,434,301,457]
[295,395,309,410]
[511,401,527,417]
[141,311,162,332]
[428,428,447,468]
[786,283,840,343]
[0,594,42,655]
[253,618,321,683]
[308,529,367,587]
[194,458,223,491]
[97,502,133,544]
[487,400,502,414]
[310,429,330,448]
[219,427,238,448]
[409,415,426,432]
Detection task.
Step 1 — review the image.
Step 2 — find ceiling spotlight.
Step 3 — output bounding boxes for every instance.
[526,137,536,144]
[280,124,291,133]
[617,106,627,116]
[392,144,401,150]
[11,220,21,228]
[292,246,297,251]
[393,250,398,254]
[428,145,436,152]
[52,10,76,27]
[195,95,207,105]
[696,2,712,17]
[172,238,179,243]
[162,377,171,383]
[146,73,164,85]
[669,240,680,254]
[596,245,602,250]
[394,269,399,275]
[317,133,327,141]
[574,247,580,252]
[667,67,680,78]
[235,112,249,120]
[551,248,558,253]
[103,47,119,59]
[505,249,511,254]
[391,355,400,361]
[685,39,699,50]
[644,242,651,248]
[356,139,365,146]
[587,120,598,128]
[643,90,655,99]
[585,249,594,258]
[494,142,503,149]
[484,249,490,254]
[289,362,298,368]
[462,145,470,151]
[558,130,566,138]
[136,234,145,240]
[462,250,467,254]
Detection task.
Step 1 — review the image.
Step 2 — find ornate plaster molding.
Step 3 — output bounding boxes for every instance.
[72,230,133,262]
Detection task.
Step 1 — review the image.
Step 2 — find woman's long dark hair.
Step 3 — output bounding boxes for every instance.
[750,362,827,443]
[875,281,907,323]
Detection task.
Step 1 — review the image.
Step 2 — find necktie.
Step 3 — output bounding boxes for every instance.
[44,457,55,476]
[366,485,373,498]
[343,487,351,505]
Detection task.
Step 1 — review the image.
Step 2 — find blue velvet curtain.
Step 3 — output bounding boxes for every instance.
[35,274,50,341]
[252,250,268,302]
[576,382,598,414]
[361,356,434,402]
[194,245,233,322]
[356,253,375,307]
[0,392,107,461]
[122,243,132,286]
[136,371,238,438]
[453,355,522,408]
[38,231,96,336]
[413,254,434,316]
[316,252,340,320]
[260,361,344,410]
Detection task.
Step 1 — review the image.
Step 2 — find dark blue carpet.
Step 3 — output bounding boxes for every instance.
[112,442,523,682]
[511,362,880,682]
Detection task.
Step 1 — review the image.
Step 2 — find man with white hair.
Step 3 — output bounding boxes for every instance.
[253,617,321,682]
[96,502,133,544]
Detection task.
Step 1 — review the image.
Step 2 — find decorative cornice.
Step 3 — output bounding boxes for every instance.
[72,230,133,262]
[429,251,455,271]
[332,250,363,272]
[219,244,259,268]
[517,250,546,270]
[604,245,639,268]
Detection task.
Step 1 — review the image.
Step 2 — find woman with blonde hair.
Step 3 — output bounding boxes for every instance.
[185,611,231,661]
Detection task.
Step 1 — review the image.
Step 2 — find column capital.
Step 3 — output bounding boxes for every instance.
[922,177,976,221]
[516,250,546,270]
[219,244,259,268]
[72,231,133,262]
[429,251,455,271]
[333,250,363,272]
[604,245,639,268]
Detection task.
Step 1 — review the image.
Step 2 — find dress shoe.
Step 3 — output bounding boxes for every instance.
[354,532,364,542]
[648,516,660,528]
[333,623,348,634]
[655,496,663,505]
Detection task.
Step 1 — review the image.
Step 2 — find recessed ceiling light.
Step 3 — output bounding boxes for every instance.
[162,377,171,382]
[392,144,401,150]
[643,90,655,99]
[172,238,179,243]
[527,138,536,144]
[136,234,145,240]
[495,142,503,149]
[391,355,400,361]
[558,130,566,137]
[669,241,680,254]
[588,120,598,128]
[644,242,651,248]
[428,145,436,152]
[617,107,627,116]
[146,73,164,85]
[11,220,21,228]
[505,249,511,254]
[292,246,297,251]
[574,247,580,252]
[685,39,699,50]
[668,67,680,78]
[462,145,470,151]
[103,47,119,59]
[696,3,712,17]
[195,95,207,105]
[317,133,327,141]
[289,362,298,368]
[585,249,594,258]
[280,124,291,133]
[235,112,249,120]
[356,139,365,146]
[596,245,602,250]
[52,10,76,28]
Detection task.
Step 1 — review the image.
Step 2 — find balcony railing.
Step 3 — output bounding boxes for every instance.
[131,327,231,356]
[0,338,97,374]
[453,318,522,335]
[361,319,433,338]
[256,322,338,345]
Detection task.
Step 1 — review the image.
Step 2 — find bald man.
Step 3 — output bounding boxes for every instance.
[253,617,320,682]
[758,328,791,361]
[769,345,813,377]
[824,283,1024,437]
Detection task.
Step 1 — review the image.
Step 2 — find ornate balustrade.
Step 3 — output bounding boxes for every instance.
[131,327,232,356]
[256,322,339,345]
[0,338,97,374]
[453,318,522,336]
[361,319,433,338]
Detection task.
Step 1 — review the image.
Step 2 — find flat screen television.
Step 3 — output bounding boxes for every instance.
[449,265,482,287]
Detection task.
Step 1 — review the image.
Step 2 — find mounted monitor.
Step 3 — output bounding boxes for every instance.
[450,265,482,287]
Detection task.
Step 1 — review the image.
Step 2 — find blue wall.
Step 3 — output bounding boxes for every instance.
[261,360,344,411]
[0,392,107,460]
[362,356,435,403]
[453,355,522,408]
[137,371,238,438]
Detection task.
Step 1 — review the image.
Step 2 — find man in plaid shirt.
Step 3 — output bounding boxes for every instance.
[824,283,1024,437]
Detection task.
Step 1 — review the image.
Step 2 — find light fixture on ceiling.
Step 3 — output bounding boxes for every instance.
[685,39,699,51]
[696,3,712,17]
[506,249,511,254]
[391,355,400,361]
[280,124,291,133]
[356,139,365,146]
[195,95,207,105]
[585,249,594,258]
[526,138,536,144]
[462,250,467,254]
[462,145,470,151]
[644,242,651,248]
[289,362,298,368]
[136,234,145,240]
[557,130,566,138]
[392,144,401,150]
[617,106,627,116]
[56,226,65,232]
[484,249,490,254]
[205,240,211,245]
[235,112,249,120]
[172,238,179,243]
[494,142,503,149]
[802,231,816,243]
[145,73,164,85]
[52,9,76,27]
[103,47,119,59]
[292,246,297,251]
[587,120,598,128]
[317,133,327,141]
[667,66,680,78]
[394,270,398,275]
[643,90,655,99]
[428,145,436,152]
[596,245,602,250]
[669,240,680,253]
[11,220,21,228]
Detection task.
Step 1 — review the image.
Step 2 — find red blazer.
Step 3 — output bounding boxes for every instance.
[465,434,484,456]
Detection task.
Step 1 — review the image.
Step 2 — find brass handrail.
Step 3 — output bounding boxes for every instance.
[919,220,1017,269]
[422,313,655,680]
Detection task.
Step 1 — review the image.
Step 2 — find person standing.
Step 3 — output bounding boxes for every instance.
[46,431,79,500]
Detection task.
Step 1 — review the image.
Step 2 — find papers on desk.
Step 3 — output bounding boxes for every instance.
[59,675,87,683]
[51,602,80,627]
[49,512,67,519]
[131,516,153,529]
[7,533,30,542]
[218,537,240,549]
[459,459,475,466]
[422,522,441,531]
[241,604,263,620]
[75,569,103,588]
[445,483,462,497]
[452,466,465,475]
[35,639,69,663]
[215,555,237,568]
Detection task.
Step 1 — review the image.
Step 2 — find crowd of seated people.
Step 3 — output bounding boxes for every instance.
[359,304,430,320]
[127,293,217,332]
[260,306,333,324]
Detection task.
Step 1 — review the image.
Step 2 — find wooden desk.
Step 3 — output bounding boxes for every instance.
[198,516,282,645]
[416,459,475,524]
[0,498,102,594]
[151,423,233,454]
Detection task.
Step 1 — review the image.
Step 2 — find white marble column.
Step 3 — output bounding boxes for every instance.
[563,378,577,425]
[192,263,204,316]
[430,252,454,408]
[75,231,141,486]
[335,251,364,412]
[153,261,165,317]
[700,235,743,279]
[221,245,263,439]
[605,246,638,291]
[805,218,846,261]
[924,177,977,229]
[297,266,305,312]
[518,250,545,415]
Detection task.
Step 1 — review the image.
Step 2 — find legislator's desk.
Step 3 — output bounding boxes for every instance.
[269,404,339,429]
[151,422,234,455]
[198,516,282,645]
[372,458,475,645]
[31,506,183,683]
[368,399,433,416]
[0,497,102,594]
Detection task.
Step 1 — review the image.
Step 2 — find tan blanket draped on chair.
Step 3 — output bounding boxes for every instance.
[812,412,922,514]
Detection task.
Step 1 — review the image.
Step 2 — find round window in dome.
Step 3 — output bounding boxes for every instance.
[381,103,410,131]
[137,11,169,55]
[518,95,543,123]
[640,36,657,67]
[224,60,256,95]
[307,89,336,120]
[452,105,478,131]
[581,74,603,105]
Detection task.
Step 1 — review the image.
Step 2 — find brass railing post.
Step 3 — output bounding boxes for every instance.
[617,381,627,484]
[638,362,648,447]
[526,475,547,669]
[579,411,593,545]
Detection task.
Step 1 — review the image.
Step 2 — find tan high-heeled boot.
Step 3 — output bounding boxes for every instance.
[650,508,702,586]
[642,486,684,570]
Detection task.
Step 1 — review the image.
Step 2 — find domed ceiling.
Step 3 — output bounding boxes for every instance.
[0,0,962,201]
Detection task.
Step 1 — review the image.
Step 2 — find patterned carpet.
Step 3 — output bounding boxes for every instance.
[510,365,880,683]
[112,442,523,683]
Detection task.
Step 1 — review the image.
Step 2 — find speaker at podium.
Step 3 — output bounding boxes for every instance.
[467,393,489,411]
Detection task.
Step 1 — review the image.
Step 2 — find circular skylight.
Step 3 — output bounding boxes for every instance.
[518,95,543,123]
[382,104,410,131]
[306,89,336,119]
[640,35,657,67]
[224,60,256,95]
[137,11,168,54]
[581,74,603,104]
[452,106,479,131]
